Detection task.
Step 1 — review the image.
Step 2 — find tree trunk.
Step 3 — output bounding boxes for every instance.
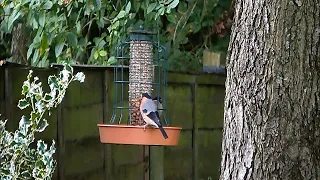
[11,23,28,65]
[220,0,320,179]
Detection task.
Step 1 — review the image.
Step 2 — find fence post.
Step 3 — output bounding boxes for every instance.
[4,67,13,131]
[192,76,198,180]
[57,102,65,180]
[103,69,111,180]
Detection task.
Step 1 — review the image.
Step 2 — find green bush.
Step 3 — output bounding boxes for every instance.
[0,64,85,179]
[0,0,178,67]
[0,0,232,72]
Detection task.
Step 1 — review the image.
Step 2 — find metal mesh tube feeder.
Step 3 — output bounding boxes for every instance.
[97,26,182,146]
[129,31,154,126]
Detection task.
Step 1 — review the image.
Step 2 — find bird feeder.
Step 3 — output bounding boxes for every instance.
[97,26,181,146]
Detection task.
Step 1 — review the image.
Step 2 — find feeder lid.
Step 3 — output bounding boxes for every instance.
[130,26,156,41]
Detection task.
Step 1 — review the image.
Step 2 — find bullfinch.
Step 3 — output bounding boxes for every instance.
[152,96,163,118]
[140,93,168,139]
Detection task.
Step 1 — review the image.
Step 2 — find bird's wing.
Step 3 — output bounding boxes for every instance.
[155,111,160,119]
[146,111,161,126]
[141,99,157,114]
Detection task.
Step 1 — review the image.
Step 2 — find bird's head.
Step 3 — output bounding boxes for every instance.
[142,93,152,99]
[152,96,162,103]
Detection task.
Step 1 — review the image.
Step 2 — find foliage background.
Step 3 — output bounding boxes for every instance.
[0,0,232,72]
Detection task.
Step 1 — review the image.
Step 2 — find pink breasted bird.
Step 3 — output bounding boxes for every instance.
[140,93,168,139]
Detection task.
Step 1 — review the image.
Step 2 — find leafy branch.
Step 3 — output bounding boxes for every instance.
[0,0,179,67]
[0,64,85,179]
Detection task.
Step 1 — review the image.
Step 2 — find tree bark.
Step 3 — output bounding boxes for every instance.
[220,0,320,180]
[11,23,28,65]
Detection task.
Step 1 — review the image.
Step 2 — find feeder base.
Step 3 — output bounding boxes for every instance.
[97,124,182,146]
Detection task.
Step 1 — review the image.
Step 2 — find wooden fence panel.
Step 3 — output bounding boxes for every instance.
[106,144,145,180]
[64,138,104,179]
[0,64,226,180]
[197,130,223,180]
[195,85,225,129]
[164,130,193,179]
[166,84,193,129]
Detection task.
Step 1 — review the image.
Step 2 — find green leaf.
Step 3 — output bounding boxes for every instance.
[27,47,33,60]
[109,21,120,31]
[32,49,40,66]
[115,10,126,20]
[74,72,85,83]
[76,21,81,35]
[19,115,30,126]
[125,1,131,13]
[18,116,31,134]
[65,64,73,74]
[44,93,53,101]
[37,119,48,132]
[35,100,44,112]
[132,0,141,12]
[99,50,107,57]
[155,6,165,19]
[166,14,176,24]
[38,12,45,27]
[43,1,53,9]
[8,8,22,31]
[55,42,65,57]
[107,56,116,65]
[40,34,48,56]
[37,140,47,153]
[93,50,99,59]
[32,16,39,29]
[21,171,31,178]
[66,32,78,47]
[168,0,179,9]
[22,82,30,95]
[84,4,93,15]
[27,70,33,79]
[93,0,101,10]
[18,99,30,110]
[147,3,157,14]
[31,112,40,121]
[48,76,58,90]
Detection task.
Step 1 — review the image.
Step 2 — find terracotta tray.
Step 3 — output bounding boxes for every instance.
[97,124,182,146]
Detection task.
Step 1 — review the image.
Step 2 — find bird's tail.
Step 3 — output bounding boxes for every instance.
[158,125,168,139]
